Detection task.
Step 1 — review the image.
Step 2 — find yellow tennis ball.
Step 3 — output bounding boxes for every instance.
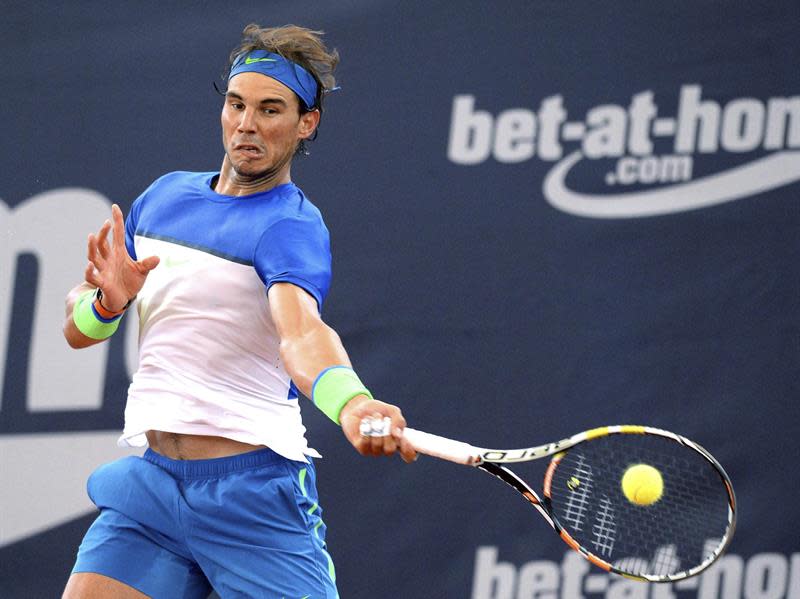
[621,464,663,506]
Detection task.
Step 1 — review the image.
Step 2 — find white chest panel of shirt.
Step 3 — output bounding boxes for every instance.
[121,235,320,462]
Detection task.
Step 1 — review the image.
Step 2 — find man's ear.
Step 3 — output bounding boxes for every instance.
[298,109,321,139]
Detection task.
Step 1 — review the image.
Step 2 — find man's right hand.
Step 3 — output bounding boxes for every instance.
[84,203,160,311]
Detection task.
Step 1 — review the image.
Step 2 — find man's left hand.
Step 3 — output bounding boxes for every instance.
[339,396,417,463]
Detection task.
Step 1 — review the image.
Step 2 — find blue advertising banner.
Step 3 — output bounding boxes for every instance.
[1,2,798,597]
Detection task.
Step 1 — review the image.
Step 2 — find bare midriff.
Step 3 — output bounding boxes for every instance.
[145,430,265,460]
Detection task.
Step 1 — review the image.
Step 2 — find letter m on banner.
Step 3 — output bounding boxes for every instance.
[0,189,114,414]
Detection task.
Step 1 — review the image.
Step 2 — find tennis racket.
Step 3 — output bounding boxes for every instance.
[361,419,736,582]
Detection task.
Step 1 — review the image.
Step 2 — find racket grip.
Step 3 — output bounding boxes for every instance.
[403,428,479,466]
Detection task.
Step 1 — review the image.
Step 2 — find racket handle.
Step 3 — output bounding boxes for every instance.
[403,427,479,466]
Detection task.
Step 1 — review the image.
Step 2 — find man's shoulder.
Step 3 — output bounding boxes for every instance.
[135,171,214,206]
[275,184,325,224]
[149,171,213,190]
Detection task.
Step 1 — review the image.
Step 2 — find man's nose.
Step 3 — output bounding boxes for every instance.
[237,108,257,133]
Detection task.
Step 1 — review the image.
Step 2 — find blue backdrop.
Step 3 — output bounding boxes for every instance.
[1,2,798,597]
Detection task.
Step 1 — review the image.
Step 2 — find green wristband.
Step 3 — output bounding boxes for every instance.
[73,290,123,340]
[312,366,373,424]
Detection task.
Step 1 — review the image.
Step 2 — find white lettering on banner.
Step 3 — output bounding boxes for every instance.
[0,190,112,411]
[0,431,129,546]
[471,546,800,599]
[0,191,139,547]
[446,85,800,218]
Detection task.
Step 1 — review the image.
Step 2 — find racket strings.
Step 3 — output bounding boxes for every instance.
[591,495,617,557]
[560,454,593,533]
[546,434,732,579]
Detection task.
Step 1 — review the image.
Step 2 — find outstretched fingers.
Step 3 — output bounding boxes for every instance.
[111,204,127,250]
[136,254,161,275]
[87,233,105,270]
[83,205,139,303]
[84,261,103,288]
[94,219,112,259]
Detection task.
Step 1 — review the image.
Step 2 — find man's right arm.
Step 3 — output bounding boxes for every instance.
[63,203,159,350]
[63,282,106,349]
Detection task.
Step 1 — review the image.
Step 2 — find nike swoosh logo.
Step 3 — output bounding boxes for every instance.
[543,150,800,219]
[245,56,277,64]
[163,255,190,269]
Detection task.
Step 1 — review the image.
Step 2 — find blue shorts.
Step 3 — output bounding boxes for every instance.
[72,448,338,599]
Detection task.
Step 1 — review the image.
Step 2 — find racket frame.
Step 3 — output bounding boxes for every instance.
[401,424,736,583]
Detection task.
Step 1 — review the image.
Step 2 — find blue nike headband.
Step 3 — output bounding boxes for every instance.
[228,50,319,110]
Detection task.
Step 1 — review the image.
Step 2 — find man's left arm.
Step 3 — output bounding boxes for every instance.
[268,282,416,462]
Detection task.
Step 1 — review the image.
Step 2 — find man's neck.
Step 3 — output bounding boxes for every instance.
[214,157,291,196]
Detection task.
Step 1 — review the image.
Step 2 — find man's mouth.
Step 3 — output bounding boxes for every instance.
[233,143,264,158]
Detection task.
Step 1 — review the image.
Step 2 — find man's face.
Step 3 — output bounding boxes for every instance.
[221,72,318,179]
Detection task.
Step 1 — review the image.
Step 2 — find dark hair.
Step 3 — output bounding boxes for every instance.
[225,24,340,156]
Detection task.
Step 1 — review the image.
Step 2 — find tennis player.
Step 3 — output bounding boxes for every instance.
[61,24,415,599]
